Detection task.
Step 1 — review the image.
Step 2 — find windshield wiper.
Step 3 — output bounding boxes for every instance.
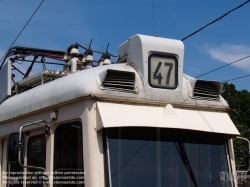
[175,141,198,187]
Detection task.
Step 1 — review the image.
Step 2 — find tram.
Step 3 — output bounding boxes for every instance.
[0,34,245,187]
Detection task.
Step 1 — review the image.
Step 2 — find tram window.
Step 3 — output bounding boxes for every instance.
[6,137,23,187]
[54,122,84,187]
[7,163,23,187]
[107,127,231,187]
[148,53,178,89]
[27,134,46,187]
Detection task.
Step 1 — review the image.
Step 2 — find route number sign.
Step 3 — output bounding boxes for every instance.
[148,54,178,89]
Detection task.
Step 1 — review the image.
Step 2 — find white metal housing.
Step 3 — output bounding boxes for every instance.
[0,61,11,104]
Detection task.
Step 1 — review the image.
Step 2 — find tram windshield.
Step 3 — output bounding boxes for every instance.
[107,127,232,187]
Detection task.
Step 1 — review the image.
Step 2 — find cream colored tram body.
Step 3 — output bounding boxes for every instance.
[0,35,240,187]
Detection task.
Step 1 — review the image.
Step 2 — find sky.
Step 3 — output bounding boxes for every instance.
[0,0,250,90]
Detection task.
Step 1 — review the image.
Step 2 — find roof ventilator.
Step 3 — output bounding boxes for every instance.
[102,69,136,92]
[193,80,219,101]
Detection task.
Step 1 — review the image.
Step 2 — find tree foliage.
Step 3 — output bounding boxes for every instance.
[222,83,250,165]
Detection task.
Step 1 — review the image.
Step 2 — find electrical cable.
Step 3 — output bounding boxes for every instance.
[16,61,24,64]
[111,141,149,179]
[152,0,157,36]
[222,74,250,83]
[0,0,45,66]
[19,59,64,66]
[12,65,25,75]
[181,0,250,41]
[196,55,250,78]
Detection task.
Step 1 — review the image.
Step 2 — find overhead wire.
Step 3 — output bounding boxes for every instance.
[152,0,157,36]
[181,0,250,41]
[196,55,250,78]
[222,74,250,83]
[0,0,45,68]
[111,141,150,179]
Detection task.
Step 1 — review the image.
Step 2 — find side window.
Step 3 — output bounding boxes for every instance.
[6,137,23,187]
[7,163,23,187]
[27,134,46,187]
[54,122,84,186]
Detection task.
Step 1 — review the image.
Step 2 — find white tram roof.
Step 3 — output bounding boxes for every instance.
[0,34,239,135]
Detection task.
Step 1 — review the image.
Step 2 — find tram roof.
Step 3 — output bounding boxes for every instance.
[0,34,229,122]
[0,63,228,122]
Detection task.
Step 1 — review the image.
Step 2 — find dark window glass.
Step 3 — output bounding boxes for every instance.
[54,122,84,187]
[6,136,23,187]
[27,135,46,167]
[7,160,23,186]
[27,134,46,187]
[108,127,231,187]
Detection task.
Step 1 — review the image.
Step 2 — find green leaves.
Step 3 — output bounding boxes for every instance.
[222,83,250,165]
